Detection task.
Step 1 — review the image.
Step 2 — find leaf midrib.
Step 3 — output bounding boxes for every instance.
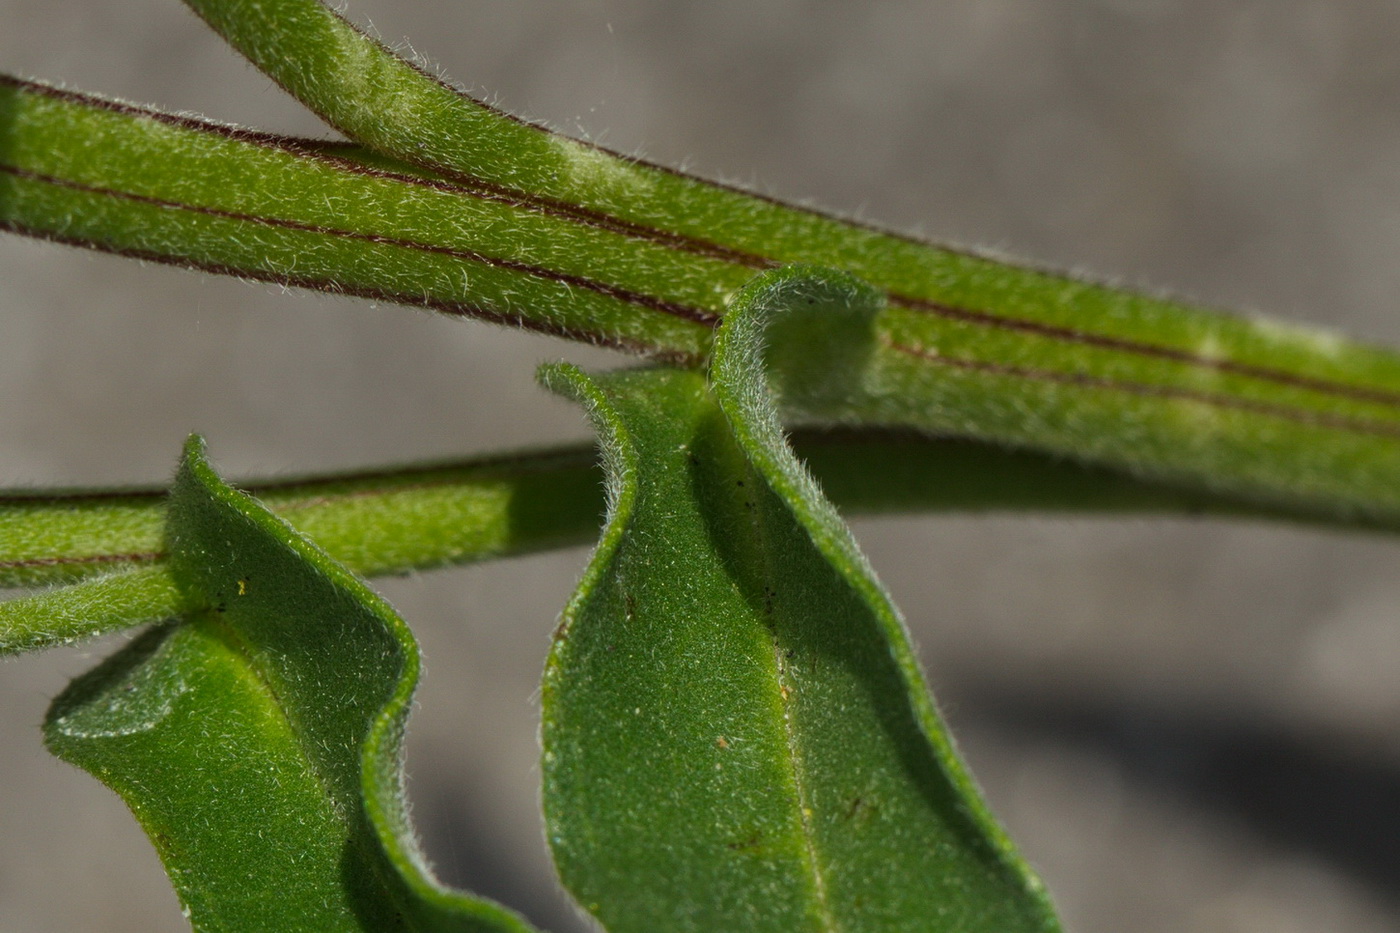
[195,607,413,928]
[734,454,840,933]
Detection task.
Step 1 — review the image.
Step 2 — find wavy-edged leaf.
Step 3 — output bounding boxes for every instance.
[539,274,1060,930]
[43,437,539,932]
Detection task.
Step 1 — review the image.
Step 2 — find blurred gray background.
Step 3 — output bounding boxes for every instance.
[3,1,1400,930]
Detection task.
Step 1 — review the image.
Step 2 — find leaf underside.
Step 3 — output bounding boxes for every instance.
[539,269,1061,932]
[44,437,538,933]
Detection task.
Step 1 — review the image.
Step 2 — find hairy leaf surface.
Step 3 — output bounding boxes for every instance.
[539,269,1061,931]
[43,437,539,932]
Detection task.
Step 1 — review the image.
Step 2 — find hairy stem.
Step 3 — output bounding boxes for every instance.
[0,429,1371,596]
[6,0,1400,523]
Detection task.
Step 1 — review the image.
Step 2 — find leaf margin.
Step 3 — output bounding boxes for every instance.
[44,435,543,933]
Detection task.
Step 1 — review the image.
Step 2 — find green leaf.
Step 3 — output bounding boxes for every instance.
[538,269,1061,931]
[43,437,540,932]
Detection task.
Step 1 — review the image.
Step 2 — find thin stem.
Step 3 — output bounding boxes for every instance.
[0,430,1369,594]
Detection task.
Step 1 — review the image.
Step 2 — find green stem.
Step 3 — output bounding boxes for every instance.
[178,0,1400,517]
[0,427,1375,613]
[0,76,721,359]
[7,0,1400,521]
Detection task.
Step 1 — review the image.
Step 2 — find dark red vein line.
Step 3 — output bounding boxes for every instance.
[297,0,1399,412]
[220,140,1400,416]
[24,345,1387,573]
[889,341,1400,442]
[0,162,717,327]
[330,127,1400,415]
[0,74,339,156]
[283,124,1400,418]
[308,132,1400,416]
[0,551,163,571]
[2,76,772,270]
[9,77,1400,412]
[312,7,1003,258]
[306,144,774,270]
[3,216,703,367]
[888,295,1400,410]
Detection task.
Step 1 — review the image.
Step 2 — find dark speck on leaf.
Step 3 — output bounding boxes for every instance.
[725,832,762,852]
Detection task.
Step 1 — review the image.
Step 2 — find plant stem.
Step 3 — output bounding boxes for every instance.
[0,429,1373,596]
[8,0,1400,520]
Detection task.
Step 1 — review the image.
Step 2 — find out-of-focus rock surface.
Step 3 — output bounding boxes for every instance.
[2,2,1398,930]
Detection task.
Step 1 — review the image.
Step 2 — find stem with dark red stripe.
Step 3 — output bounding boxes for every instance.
[10,3,1400,521]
